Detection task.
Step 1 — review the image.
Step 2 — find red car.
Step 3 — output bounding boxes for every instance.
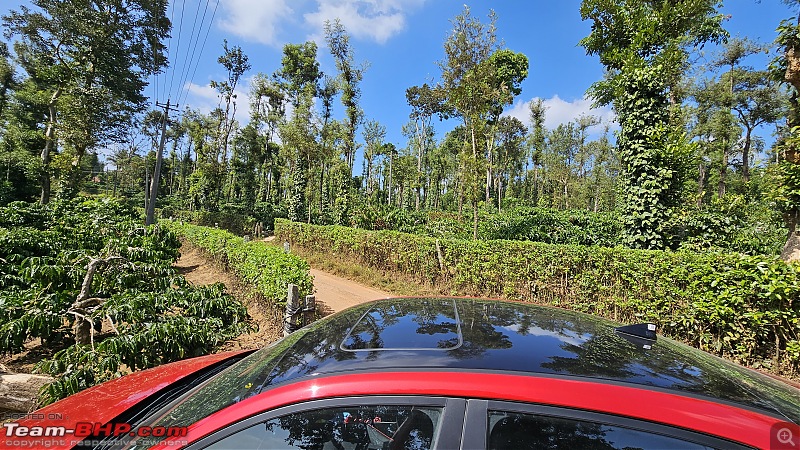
[5,297,799,449]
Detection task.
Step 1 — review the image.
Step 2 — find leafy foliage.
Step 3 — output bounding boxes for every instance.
[0,197,252,404]
[342,203,784,255]
[276,219,800,376]
[165,221,314,307]
[580,0,727,249]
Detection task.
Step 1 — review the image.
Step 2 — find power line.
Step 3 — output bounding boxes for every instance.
[167,0,190,102]
[165,0,177,100]
[180,0,220,108]
[169,0,188,101]
[176,0,212,106]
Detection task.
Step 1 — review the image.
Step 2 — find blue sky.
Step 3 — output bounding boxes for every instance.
[3,1,798,153]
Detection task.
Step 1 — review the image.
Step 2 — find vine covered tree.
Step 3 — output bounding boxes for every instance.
[580,0,727,249]
[773,0,800,261]
[325,19,366,174]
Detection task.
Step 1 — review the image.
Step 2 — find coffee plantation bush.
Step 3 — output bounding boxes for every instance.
[165,222,313,307]
[343,203,784,255]
[0,198,253,404]
[276,219,800,376]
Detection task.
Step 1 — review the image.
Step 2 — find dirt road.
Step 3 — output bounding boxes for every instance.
[310,268,393,314]
[175,244,393,349]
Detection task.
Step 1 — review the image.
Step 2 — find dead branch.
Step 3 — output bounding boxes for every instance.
[71,255,127,346]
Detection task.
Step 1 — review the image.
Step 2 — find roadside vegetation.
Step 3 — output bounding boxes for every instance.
[0,198,251,404]
[276,219,800,377]
[165,221,313,309]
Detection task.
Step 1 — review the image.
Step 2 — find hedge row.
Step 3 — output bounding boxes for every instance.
[165,221,314,308]
[345,201,784,255]
[159,203,288,236]
[275,219,800,376]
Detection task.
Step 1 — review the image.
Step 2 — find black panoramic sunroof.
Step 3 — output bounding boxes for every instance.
[340,298,463,351]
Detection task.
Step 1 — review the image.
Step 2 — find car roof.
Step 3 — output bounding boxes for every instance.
[165,297,800,425]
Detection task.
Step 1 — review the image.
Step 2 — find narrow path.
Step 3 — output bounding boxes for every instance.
[175,244,393,349]
[310,268,394,314]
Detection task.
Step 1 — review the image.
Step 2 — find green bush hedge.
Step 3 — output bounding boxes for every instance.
[343,201,784,255]
[165,222,314,307]
[275,219,800,376]
[160,203,288,236]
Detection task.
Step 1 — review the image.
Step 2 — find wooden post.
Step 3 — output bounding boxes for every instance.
[284,242,290,253]
[145,99,178,226]
[284,284,300,336]
[303,295,316,326]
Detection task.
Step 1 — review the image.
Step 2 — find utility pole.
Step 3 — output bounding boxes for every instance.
[145,99,179,226]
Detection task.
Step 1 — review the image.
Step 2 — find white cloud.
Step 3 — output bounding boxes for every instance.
[218,0,294,46]
[216,0,423,47]
[505,95,616,133]
[305,0,426,44]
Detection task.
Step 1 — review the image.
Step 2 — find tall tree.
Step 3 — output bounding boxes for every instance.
[274,42,322,222]
[691,76,740,199]
[406,83,440,210]
[250,73,285,203]
[211,40,250,202]
[493,115,527,210]
[772,0,800,261]
[580,0,727,249]
[3,0,170,203]
[438,6,528,239]
[362,119,386,197]
[526,99,547,204]
[325,19,366,174]
[731,69,787,182]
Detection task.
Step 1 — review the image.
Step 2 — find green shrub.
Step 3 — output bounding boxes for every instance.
[275,219,800,376]
[0,197,252,404]
[160,202,289,236]
[165,221,313,307]
[341,202,783,255]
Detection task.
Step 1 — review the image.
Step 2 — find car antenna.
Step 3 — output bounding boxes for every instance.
[615,323,657,349]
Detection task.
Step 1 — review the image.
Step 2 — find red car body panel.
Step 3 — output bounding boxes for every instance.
[153,371,784,450]
[3,351,247,450]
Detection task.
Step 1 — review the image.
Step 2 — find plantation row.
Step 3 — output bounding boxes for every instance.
[349,200,784,256]
[158,196,784,258]
[0,199,254,404]
[163,221,314,308]
[275,219,800,376]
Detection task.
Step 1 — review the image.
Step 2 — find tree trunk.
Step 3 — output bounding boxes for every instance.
[40,87,62,205]
[781,211,800,262]
[497,176,502,212]
[742,127,752,182]
[416,123,423,211]
[718,145,728,198]
[473,200,479,241]
[486,152,492,203]
[697,161,706,207]
[388,155,393,205]
[781,36,800,262]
